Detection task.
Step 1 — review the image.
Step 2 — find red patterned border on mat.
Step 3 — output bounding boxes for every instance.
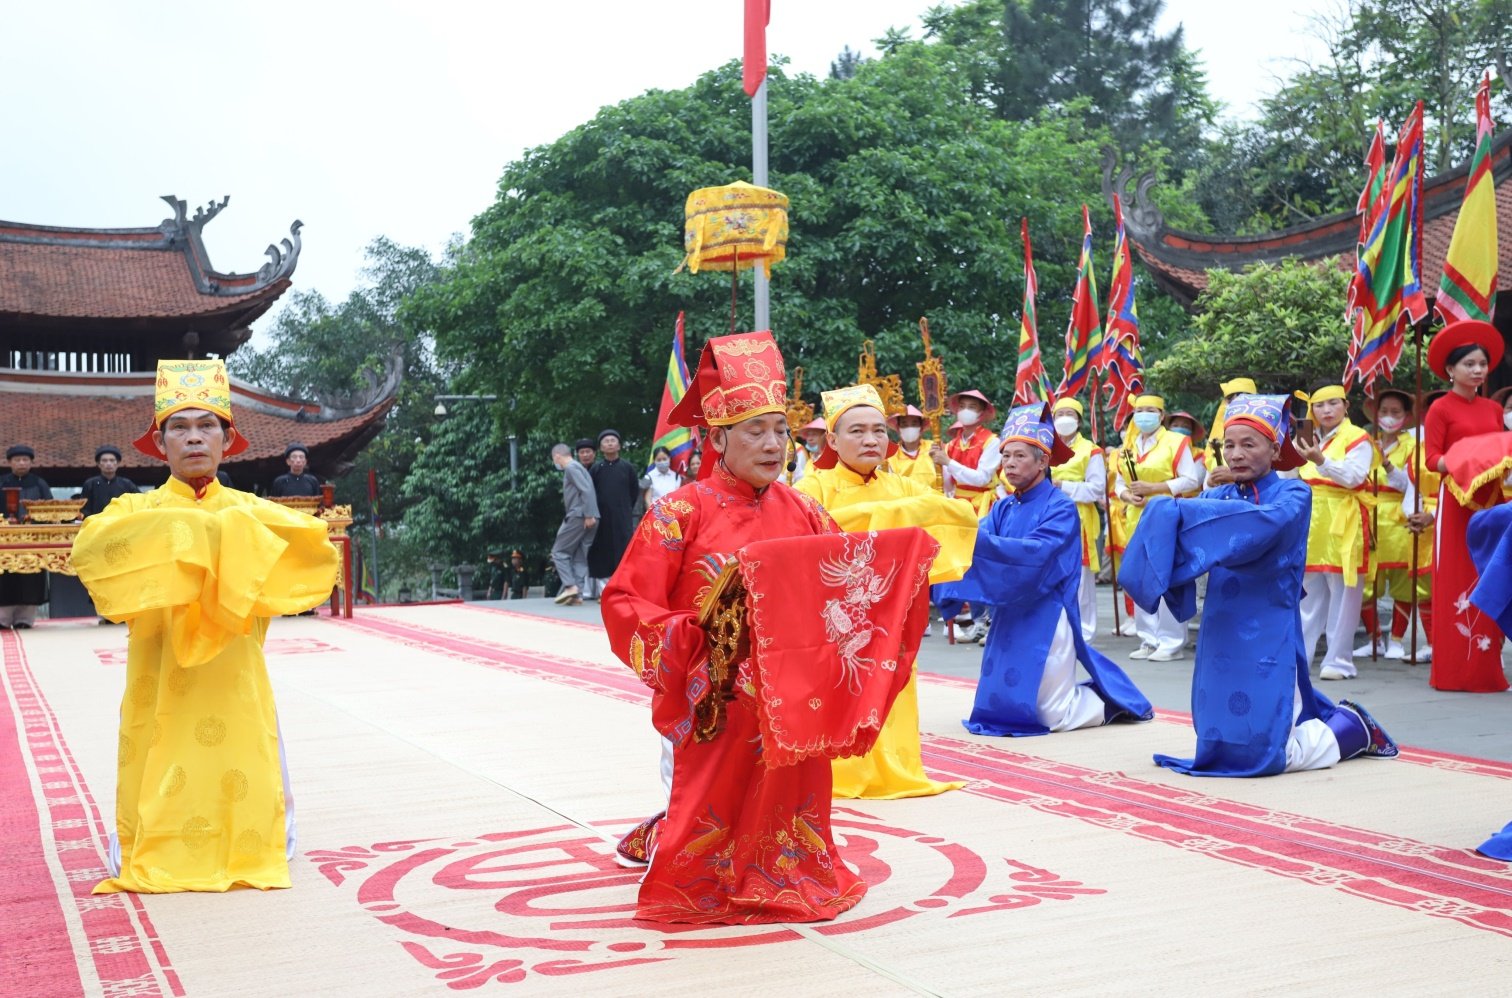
[441,603,1512,781]
[331,613,1512,939]
[2,631,183,997]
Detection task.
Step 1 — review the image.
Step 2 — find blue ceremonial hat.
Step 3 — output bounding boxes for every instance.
[998,403,1075,466]
[1221,394,1304,470]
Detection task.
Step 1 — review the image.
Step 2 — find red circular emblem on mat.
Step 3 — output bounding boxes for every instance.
[307,807,1103,988]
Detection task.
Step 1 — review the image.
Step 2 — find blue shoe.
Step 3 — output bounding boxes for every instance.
[1338,700,1399,759]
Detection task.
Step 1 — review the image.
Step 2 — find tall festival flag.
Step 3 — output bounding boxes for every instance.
[1101,195,1144,428]
[1357,120,1386,243]
[1055,204,1101,399]
[744,0,770,96]
[1435,75,1499,324]
[651,312,699,473]
[1344,101,1428,392]
[1014,219,1052,404]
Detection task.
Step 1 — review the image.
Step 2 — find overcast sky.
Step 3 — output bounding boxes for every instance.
[1,1,1329,333]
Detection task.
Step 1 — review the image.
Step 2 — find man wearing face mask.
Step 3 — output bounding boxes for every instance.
[1114,395,1198,660]
[944,404,1152,738]
[796,384,978,799]
[1048,399,1105,642]
[887,405,943,489]
[1356,389,1420,659]
[1291,385,1379,680]
[932,390,1001,504]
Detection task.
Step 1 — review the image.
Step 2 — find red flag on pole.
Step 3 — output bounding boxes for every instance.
[744,0,770,96]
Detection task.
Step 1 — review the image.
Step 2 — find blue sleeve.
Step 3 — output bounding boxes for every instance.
[946,498,1078,608]
[1119,485,1308,621]
[1469,503,1512,634]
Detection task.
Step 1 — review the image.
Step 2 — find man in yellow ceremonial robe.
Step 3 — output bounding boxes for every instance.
[796,385,979,799]
[73,360,338,894]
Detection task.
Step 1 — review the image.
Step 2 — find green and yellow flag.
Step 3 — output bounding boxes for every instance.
[1436,75,1498,324]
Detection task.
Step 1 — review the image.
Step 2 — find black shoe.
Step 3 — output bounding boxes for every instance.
[14,622,31,630]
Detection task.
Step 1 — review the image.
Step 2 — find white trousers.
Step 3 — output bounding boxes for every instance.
[1300,571,1363,676]
[1077,567,1097,643]
[1134,597,1185,655]
[1284,684,1344,773]
[1036,611,1107,732]
[110,713,297,877]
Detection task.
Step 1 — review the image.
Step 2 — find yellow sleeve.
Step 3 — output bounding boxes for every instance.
[826,478,979,584]
[73,495,337,667]
[793,469,827,503]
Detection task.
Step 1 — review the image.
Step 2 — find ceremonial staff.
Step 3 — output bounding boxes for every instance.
[1409,320,1427,665]
[916,317,952,643]
[1111,438,1140,639]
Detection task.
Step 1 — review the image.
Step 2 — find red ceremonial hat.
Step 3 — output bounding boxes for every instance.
[1427,320,1504,379]
[666,330,787,430]
[947,389,996,424]
[666,331,788,480]
[800,418,827,434]
[887,404,926,429]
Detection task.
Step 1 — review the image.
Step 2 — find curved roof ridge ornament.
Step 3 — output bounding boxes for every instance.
[256,220,304,286]
[307,348,405,417]
[1099,146,1164,239]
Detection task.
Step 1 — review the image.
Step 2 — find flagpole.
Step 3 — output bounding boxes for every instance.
[752,77,770,331]
[1410,320,1426,664]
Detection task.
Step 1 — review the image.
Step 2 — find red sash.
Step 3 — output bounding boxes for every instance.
[737,527,937,767]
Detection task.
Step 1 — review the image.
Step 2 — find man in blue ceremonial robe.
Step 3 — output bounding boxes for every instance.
[1468,501,1512,859]
[940,403,1152,736]
[1119,394,1398,776]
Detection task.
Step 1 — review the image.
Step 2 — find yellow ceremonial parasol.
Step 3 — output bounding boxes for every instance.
[679,180,789,333]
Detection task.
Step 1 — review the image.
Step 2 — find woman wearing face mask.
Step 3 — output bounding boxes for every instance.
[1113,395,1200,660]
[789,418,827,485]
[641,446,681,506]
[1290,384,1379,681]
[1356,389,1421,660]
[1421,320,1510,692]
[1048,398,1105,642]
[1164,411,1207,493]
[933,390,1000,504]
[886,405,944,489]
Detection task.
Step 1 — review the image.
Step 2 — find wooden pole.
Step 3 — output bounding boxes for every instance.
[729,248,740,334]
[1409,320,1426,664]
[1370,420,1381,662]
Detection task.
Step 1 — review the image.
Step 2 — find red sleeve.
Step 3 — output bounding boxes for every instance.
[1424,403,1450,469]
[601,496,710,746]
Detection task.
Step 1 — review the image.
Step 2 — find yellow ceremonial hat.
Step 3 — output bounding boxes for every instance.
[1052,397,1084,416]
[1294,385,1347,422]
[1219,377,1257,396]
[1133,394,1166,411]
[133,359,250,458]
[821,384,887,432]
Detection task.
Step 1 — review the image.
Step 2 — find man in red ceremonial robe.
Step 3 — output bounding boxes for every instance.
[604,331,871,925]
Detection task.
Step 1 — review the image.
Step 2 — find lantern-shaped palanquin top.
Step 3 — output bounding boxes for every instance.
[681,181,788,278]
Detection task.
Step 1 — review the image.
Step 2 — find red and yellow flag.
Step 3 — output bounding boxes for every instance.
[1436,75,1499,325]
[1013,219,1051,405]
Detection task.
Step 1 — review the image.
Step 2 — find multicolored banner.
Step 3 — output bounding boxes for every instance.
[651,312,699,474]
[1013,219,1052,405]
[1435,75,1499,325]
[1344,101,1427,393]
[1103,276,1145,431]
[1055,204,1101,400]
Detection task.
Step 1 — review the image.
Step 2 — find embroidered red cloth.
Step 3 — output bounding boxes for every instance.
[739,527,938,767]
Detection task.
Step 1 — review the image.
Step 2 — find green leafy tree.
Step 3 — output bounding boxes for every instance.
[1142,259,1426,418]
[230,237,454,518]
[829,45,866,80]
[405,47,1206,549]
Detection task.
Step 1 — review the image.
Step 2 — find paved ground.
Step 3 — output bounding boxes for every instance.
[494,582,1512,763]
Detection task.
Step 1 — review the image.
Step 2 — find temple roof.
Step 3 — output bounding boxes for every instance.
[0,196,301,329]
[0,367,396,488]
[1105,130,1512,307]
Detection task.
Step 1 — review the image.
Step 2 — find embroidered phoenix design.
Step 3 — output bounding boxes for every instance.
[817,533,898,694]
